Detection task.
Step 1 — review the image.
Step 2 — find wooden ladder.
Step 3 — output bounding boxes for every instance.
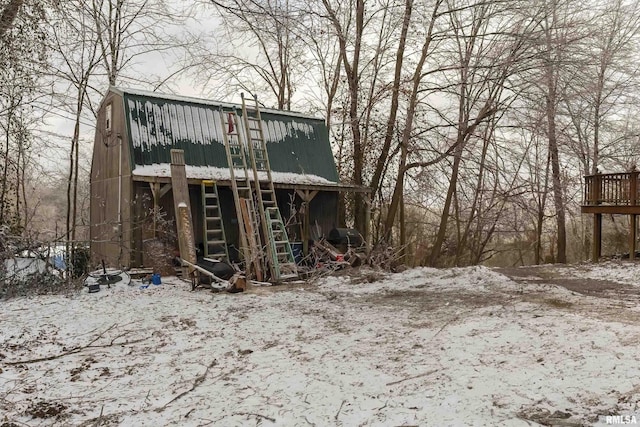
[219,109,263,280]
[241,93,298,281]
[201,180,229,261]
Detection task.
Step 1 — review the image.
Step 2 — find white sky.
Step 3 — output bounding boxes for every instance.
[38,2,225,176]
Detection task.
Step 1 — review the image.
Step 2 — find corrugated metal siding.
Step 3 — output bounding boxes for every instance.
[123,92,339,182]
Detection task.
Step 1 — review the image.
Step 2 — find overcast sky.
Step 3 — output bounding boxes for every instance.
[39,2,224,175]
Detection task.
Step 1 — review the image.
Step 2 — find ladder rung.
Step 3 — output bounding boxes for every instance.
[207,240,227,245]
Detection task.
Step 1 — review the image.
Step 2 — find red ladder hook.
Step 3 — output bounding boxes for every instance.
[228,112,235,134]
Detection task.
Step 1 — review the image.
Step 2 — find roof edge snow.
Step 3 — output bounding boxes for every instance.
[110,86,324,121]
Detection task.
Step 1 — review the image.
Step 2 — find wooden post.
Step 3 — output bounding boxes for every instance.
[629,171,638,260]
[593,213,602,262]
[296,190,318,256]
[150,183,159,238]
[364,192,371,254]
[593,173,602,205]
[149,182,171,239]
[630,214,637,260]
[170,150,197,277]
[177,202,197,263]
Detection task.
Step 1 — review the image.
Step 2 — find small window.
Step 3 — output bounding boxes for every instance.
[106,104,112,133]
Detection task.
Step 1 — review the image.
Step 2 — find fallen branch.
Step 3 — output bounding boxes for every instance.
[386,369,439,386]
[233,412,276,423]
[156,359,218,411]
[335,400,345,420]
[94,406,104,427]
[5,324,149,366]
[428,315,460,342]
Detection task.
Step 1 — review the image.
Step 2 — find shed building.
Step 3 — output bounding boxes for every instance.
[90,87,368,269]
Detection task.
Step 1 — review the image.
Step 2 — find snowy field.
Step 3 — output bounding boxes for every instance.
[2,262,640,426]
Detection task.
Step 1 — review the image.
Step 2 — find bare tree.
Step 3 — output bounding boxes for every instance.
[206,0,309,110]
[0,0,47,232]
[562,0,640,175]
[0,0,24,38]
[527,0,590,263]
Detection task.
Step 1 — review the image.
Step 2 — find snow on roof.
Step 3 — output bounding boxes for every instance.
[112,86,323,121]
[125,97,316,149]
[132,163,338,186]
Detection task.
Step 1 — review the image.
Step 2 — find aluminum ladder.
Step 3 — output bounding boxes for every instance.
[201,180,229,261]
[219,108,264,280]
[241,93,298,281]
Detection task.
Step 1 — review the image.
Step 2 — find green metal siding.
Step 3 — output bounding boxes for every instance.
[123,92,339,182]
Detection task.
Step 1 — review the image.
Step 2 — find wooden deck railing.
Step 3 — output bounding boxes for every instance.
[584,172,640,206]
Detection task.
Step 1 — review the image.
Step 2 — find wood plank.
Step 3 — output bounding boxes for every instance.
[581,205,640,214]
[133,174,373,194]
[593,213,602,263]
[170,149,197,276]
[296,190,318,257]
[631,214,637,260]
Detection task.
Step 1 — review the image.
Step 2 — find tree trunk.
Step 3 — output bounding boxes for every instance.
[1,111,12,223]
[546,103,567,263]
[369,0,413,197]
[430,143,464,266]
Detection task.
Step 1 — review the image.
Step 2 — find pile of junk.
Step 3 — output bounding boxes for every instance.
[185,227,367,292]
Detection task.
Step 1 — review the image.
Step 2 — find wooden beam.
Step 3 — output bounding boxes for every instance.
[150,183,159,238]
[582,205,640,215]
[170,150,197,276]
[295,190,318,257]
[364,193,371,252]
[593,213,602,263]
[133,174,373,194]
[149,182,171,199]
[148,183,172,239]
[158,183,171,199]
[295,189,318,202]
[631,214,637,260]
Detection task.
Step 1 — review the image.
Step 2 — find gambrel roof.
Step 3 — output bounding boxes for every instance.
[110,87,340,184]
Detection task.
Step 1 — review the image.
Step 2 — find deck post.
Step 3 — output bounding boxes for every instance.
[592,213,602,262]
[295,189,318,257]
[630,171,638,260]
[630,214,637,260]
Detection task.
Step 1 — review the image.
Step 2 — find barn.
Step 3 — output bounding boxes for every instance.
[89,87,369,273]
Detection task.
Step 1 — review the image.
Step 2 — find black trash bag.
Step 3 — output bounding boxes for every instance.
[197,257,235,280]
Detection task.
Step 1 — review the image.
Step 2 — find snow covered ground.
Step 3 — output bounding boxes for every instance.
[1,262,640,426]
